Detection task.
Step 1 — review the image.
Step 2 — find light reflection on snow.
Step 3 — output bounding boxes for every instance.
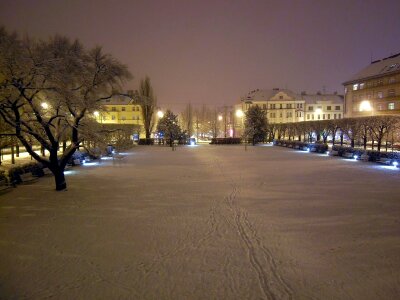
[64,170,77,175]
[101,156,113,160]
[82,162,99,166]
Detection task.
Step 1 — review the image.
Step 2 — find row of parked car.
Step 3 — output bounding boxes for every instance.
[274,140,400,168]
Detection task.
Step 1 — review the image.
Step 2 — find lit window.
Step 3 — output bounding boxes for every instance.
[377,104,383,111]
[388,89,395,96]
[377,91,383,98]
[360,83,365,89]
[353,84,358,90]
[388,103,395,110]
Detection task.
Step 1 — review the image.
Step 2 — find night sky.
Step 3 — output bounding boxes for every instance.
[1,0,400,111]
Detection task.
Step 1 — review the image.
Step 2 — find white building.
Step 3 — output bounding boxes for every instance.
[235,88,344,126]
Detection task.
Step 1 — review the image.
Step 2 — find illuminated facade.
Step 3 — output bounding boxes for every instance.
[343,52,400,117]
[236,88,343,125]
[95,96,144,127]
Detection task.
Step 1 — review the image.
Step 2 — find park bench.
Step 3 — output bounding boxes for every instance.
[309,147,317,152]
[329,150,339,156]
[0,179,13,192]
[376,157,391,165]
[42,167,53,176]
[19,172,39,184]
[342,152,354,159]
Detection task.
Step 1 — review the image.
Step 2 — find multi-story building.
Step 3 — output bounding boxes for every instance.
[95,96,143,127]
[236,88,343,125]
[300,93,344,121]
[343,52,400,117]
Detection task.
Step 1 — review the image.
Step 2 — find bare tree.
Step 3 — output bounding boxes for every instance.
[369,115,399,152]
[0,28,131,190]
[137,76,156,139]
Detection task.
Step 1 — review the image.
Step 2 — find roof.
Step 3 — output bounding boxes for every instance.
[299,94,344,104]
[242,88,297,102]
[343,52,400,85]
[242,88,344,104]
[100,95,134,105]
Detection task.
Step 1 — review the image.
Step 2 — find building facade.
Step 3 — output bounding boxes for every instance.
[343,52,400,118]
[95,96,143,127]
[236,88,343,125]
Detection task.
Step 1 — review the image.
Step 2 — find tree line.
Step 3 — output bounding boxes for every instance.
[244,106,400,152]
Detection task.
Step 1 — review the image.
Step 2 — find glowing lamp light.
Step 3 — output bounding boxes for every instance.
[354,155,358,160]
[93,111,100,117]
[236,109,244,117]
[157,111,164,118]
[306,147,310,152]
[315,108,322,114]
[41,102,49,109]
[218,115,223,121]
[393,161,399,167]
[359,100,372,112]
[190,141,195,146]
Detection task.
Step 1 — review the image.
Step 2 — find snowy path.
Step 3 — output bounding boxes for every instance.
[0,145,399,299]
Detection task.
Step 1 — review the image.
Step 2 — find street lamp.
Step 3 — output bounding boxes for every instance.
[41,102,49,109]
[157,110,164,118]
[93,111,100,117]
[218,115,223,121]
[359,100,372,112]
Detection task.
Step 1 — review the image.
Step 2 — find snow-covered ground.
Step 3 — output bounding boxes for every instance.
[0,145,399,299]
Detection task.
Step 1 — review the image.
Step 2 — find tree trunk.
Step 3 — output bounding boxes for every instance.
[351,139,355,148]
[340,133,344,146]
[363,136,367,150]
[54,168,67,191]
[16,144,20,157]
[332,135,336,145]
[11,144,15,164]
[63,141,67,152]
[377,138,382,152]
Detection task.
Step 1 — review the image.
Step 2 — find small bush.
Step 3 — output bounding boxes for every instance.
[210,138,241,144]
[138,138,154,145]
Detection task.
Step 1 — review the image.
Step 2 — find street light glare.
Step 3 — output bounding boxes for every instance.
[236,109,244,117]
[93,111,100,117]
[41,102,49,109]
[218,115,223,121]
[157,111,164,118]
[359,100,372,112]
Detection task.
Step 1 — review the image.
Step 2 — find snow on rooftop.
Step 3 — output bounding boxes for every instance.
[344,52,400,84]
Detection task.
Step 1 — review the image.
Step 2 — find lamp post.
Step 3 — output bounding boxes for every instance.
[235,109,244,138]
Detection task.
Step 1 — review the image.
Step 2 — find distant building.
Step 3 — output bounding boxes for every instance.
[235,88,343,133]
[300,92,344,121]
[96,96,143,127]
[343,52,400,117]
